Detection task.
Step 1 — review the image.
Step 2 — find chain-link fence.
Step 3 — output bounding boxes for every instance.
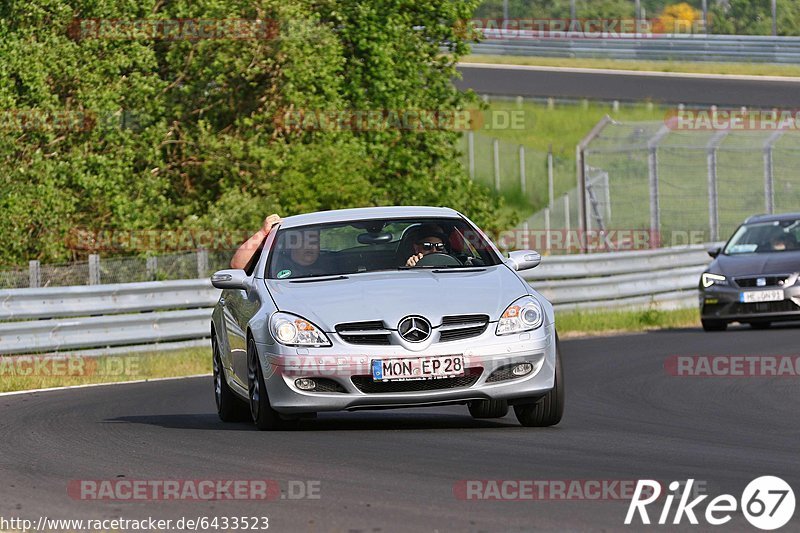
[1,250,233,289]
[459,130,575,212]
[523,118,800,250]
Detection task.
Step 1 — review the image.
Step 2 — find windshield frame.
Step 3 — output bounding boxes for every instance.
[263,216,503,280]
[722,219,800,255]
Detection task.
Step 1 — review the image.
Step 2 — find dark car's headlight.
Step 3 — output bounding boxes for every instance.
[270,312,331,347]
[701,273,728,288]
[496,296,544,335]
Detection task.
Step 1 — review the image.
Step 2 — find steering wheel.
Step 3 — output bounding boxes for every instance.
[414,253,462,267]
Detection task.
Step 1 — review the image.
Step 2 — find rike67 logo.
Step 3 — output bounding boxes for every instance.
[625,477,795,530]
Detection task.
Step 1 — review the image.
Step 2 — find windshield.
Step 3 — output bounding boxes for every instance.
[265,217,501,279]
[723,219,800,255]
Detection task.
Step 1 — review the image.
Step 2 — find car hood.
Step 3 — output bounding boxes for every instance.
[264,266,530,332]
[713,251,800,277]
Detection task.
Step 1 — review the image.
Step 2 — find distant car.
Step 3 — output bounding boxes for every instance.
[700,213,800,331]
[210,206,563,430]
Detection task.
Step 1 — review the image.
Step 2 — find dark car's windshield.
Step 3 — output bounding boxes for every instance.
[723,219,800,255]
[266,217,501,279]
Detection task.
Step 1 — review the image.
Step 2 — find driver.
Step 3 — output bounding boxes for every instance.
[769,233,793,252]
[405,224,449,267]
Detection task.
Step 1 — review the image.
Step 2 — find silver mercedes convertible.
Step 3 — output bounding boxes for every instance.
[210,206,563,430]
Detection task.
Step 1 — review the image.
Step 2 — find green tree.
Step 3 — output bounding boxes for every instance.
[0,0,511,265]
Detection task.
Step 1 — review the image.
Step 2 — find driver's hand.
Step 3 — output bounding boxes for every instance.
[262,214,282,235]
[405,253,424,267]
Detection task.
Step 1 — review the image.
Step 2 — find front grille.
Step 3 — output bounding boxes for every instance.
[438,314,489,342]
[735,275,791,288]
[336,320,391,346]
[486,365,518,383]
[351,367,483,394]
[310,379,347,393]
[730,300,800,315]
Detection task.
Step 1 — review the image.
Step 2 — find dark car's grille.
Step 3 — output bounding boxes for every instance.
[438,314,489,342]
[351,367,483,394]
[730,300,800,315]
[735,275,792,288]
[336,321,391,345]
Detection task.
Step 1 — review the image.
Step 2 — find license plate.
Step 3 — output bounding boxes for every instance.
[740,290,784,303]
[372,355,464,381]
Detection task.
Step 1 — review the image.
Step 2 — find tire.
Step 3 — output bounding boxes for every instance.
[247,337,297,431]
[213,337,249,422]
[514,344,564,428]
[702,319,727,332]
[750,322,771,330]
[468,399,509,419]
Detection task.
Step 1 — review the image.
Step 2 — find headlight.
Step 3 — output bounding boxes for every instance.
[701,273,728,288]
[496,296,544,335]
[270,312,331,347]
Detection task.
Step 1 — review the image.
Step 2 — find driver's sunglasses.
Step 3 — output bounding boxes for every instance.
[417,241,445,252]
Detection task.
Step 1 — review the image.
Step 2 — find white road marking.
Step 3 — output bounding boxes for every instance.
[0,373,212,397]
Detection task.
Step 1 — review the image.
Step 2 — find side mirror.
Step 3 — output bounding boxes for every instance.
[707,246,722,259]
[211,269,248,290]
[505,250,542,272]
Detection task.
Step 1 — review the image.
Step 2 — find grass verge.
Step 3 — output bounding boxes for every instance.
[463,55,800,78]
[0,347,210,394]
[557,307,700,337]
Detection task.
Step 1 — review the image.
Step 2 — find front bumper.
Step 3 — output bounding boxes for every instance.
[255,323,557,414]
[700,284,800,323]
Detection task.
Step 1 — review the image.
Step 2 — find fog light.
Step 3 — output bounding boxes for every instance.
[295,378,316,391]
[512,363,534,376]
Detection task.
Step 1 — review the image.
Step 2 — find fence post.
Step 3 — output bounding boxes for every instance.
[493,138,500,191]
[146,256,158,281]
[706,131,728,242]
[468,131,475,180]
[544,207,551,253]
[763,129,784,214]
[646,126,670,248]
[28,260,40,288]
[197,248,209,279]
[577,116,613,253]
[88,254,100,285]
[547,144,554,209]
[519,145,526,195]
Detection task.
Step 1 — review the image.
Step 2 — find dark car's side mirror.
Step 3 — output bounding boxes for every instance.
[211,269,248,290]
[707,246,722,259]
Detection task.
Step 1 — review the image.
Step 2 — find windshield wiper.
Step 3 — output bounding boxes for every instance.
[288,275,348,283]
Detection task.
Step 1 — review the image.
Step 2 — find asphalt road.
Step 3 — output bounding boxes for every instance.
[1,325,799,532]
[456,63,800,107]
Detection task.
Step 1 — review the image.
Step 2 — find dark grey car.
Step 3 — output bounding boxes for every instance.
[209,206,563,430]
[700,213,800,331]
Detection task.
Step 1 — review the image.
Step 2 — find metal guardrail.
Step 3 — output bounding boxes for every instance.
[472,33,800,63]
[0,245,711,355]
[523,245,712,311]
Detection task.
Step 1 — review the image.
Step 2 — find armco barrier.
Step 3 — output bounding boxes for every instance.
[471,32,800,64]
[0,246,711,354]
